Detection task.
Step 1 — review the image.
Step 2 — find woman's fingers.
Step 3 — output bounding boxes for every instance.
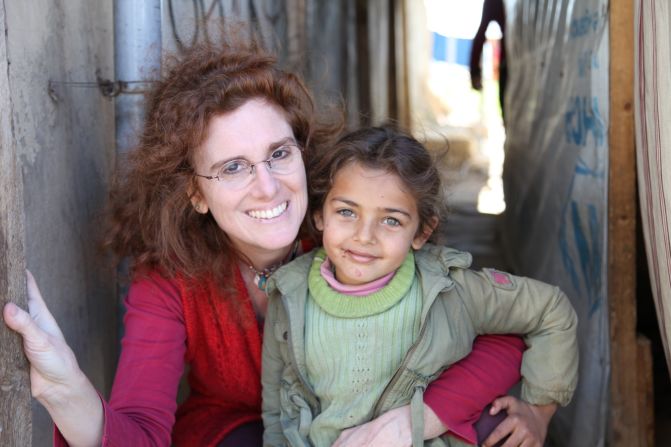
[483,396,548,447]
[482,414,515,447]
[4,300,41,340]
[3,270,69,370]
[3,300,54,357]
[489,395,516,415]
[25,270,65,339]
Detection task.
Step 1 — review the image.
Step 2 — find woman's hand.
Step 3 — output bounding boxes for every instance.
[332,405,412,447]
[3,271,80,401]
[332,403,447,447]
[3,271,103,446]
[482,396,557,447]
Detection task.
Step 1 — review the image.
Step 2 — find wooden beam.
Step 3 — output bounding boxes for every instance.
[355,0,371,126]
[0,1,31,445]
[608,0,643,446]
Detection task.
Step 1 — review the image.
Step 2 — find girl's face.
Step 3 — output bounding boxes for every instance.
[314,162,433,285]
[190,99,308,266]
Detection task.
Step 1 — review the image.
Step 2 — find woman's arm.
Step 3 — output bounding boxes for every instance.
[4,271,187,447]
[99,272,187,444]
[423,334,525,443]
[332,335,550,447]
[3,271,104,446]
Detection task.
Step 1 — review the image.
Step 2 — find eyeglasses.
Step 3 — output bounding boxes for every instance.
[194,143,304,190]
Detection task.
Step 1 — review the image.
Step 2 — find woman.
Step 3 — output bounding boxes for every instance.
[2,39,555,447]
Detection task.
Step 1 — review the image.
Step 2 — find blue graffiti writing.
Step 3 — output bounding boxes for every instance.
[559,172,603,318]
[577,50,600,78]
[570,7,606,39]
[575,156,605,180]
[565,96,606,147]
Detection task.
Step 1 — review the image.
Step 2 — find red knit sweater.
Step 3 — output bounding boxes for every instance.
[173,268,263,445]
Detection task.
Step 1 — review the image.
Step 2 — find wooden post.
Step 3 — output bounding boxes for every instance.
[393,0,410,130]
[608,0,653,446]
[0,1,32,445]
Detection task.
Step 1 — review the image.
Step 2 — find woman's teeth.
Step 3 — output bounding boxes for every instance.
[248,202,287,219]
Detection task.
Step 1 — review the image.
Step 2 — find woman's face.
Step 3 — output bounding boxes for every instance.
[190,98,308,265]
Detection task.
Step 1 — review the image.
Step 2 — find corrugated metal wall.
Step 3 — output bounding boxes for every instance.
[162,0,420,129]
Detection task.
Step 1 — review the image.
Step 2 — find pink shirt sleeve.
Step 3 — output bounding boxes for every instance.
[423,334,526,444]
[54,272,186,447]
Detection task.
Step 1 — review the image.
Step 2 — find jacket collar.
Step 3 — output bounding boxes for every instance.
[268,243,472,311]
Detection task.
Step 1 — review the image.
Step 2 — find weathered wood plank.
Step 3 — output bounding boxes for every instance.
[608,0,643,446]
[0,1,31,445]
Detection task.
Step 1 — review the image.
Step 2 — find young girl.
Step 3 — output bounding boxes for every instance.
[261,126,578,447]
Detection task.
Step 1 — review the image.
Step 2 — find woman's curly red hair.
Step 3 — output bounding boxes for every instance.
[103,38,339,287]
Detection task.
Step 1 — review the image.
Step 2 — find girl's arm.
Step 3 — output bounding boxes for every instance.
[332,335,533,447]
[461,268,579,407]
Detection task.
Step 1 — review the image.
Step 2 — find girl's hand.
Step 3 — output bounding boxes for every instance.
[482,396,557,447]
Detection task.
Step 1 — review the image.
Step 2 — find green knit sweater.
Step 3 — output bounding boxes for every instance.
[304,249,422,447]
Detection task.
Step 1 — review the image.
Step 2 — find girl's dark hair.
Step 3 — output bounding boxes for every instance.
[103,38,341,286]
[308,125,447,240]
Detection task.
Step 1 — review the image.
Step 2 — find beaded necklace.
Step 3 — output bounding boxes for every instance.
[247,240,300,291]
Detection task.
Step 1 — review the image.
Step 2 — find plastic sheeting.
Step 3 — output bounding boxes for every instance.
[635,0,671,377]
[501,1,608,446]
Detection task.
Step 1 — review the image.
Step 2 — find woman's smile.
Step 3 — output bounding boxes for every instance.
[246,201,289,220]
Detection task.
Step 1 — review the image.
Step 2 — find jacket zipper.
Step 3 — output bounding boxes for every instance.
[371,318,429,417]
[371,280,455,417]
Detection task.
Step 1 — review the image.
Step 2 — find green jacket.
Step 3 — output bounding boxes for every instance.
[261,244,578,447]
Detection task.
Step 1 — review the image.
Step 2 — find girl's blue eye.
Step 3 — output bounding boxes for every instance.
[337,209,355,218]
[382,217,401,226]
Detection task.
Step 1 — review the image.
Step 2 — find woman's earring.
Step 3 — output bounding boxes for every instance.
[195,202,209,214]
